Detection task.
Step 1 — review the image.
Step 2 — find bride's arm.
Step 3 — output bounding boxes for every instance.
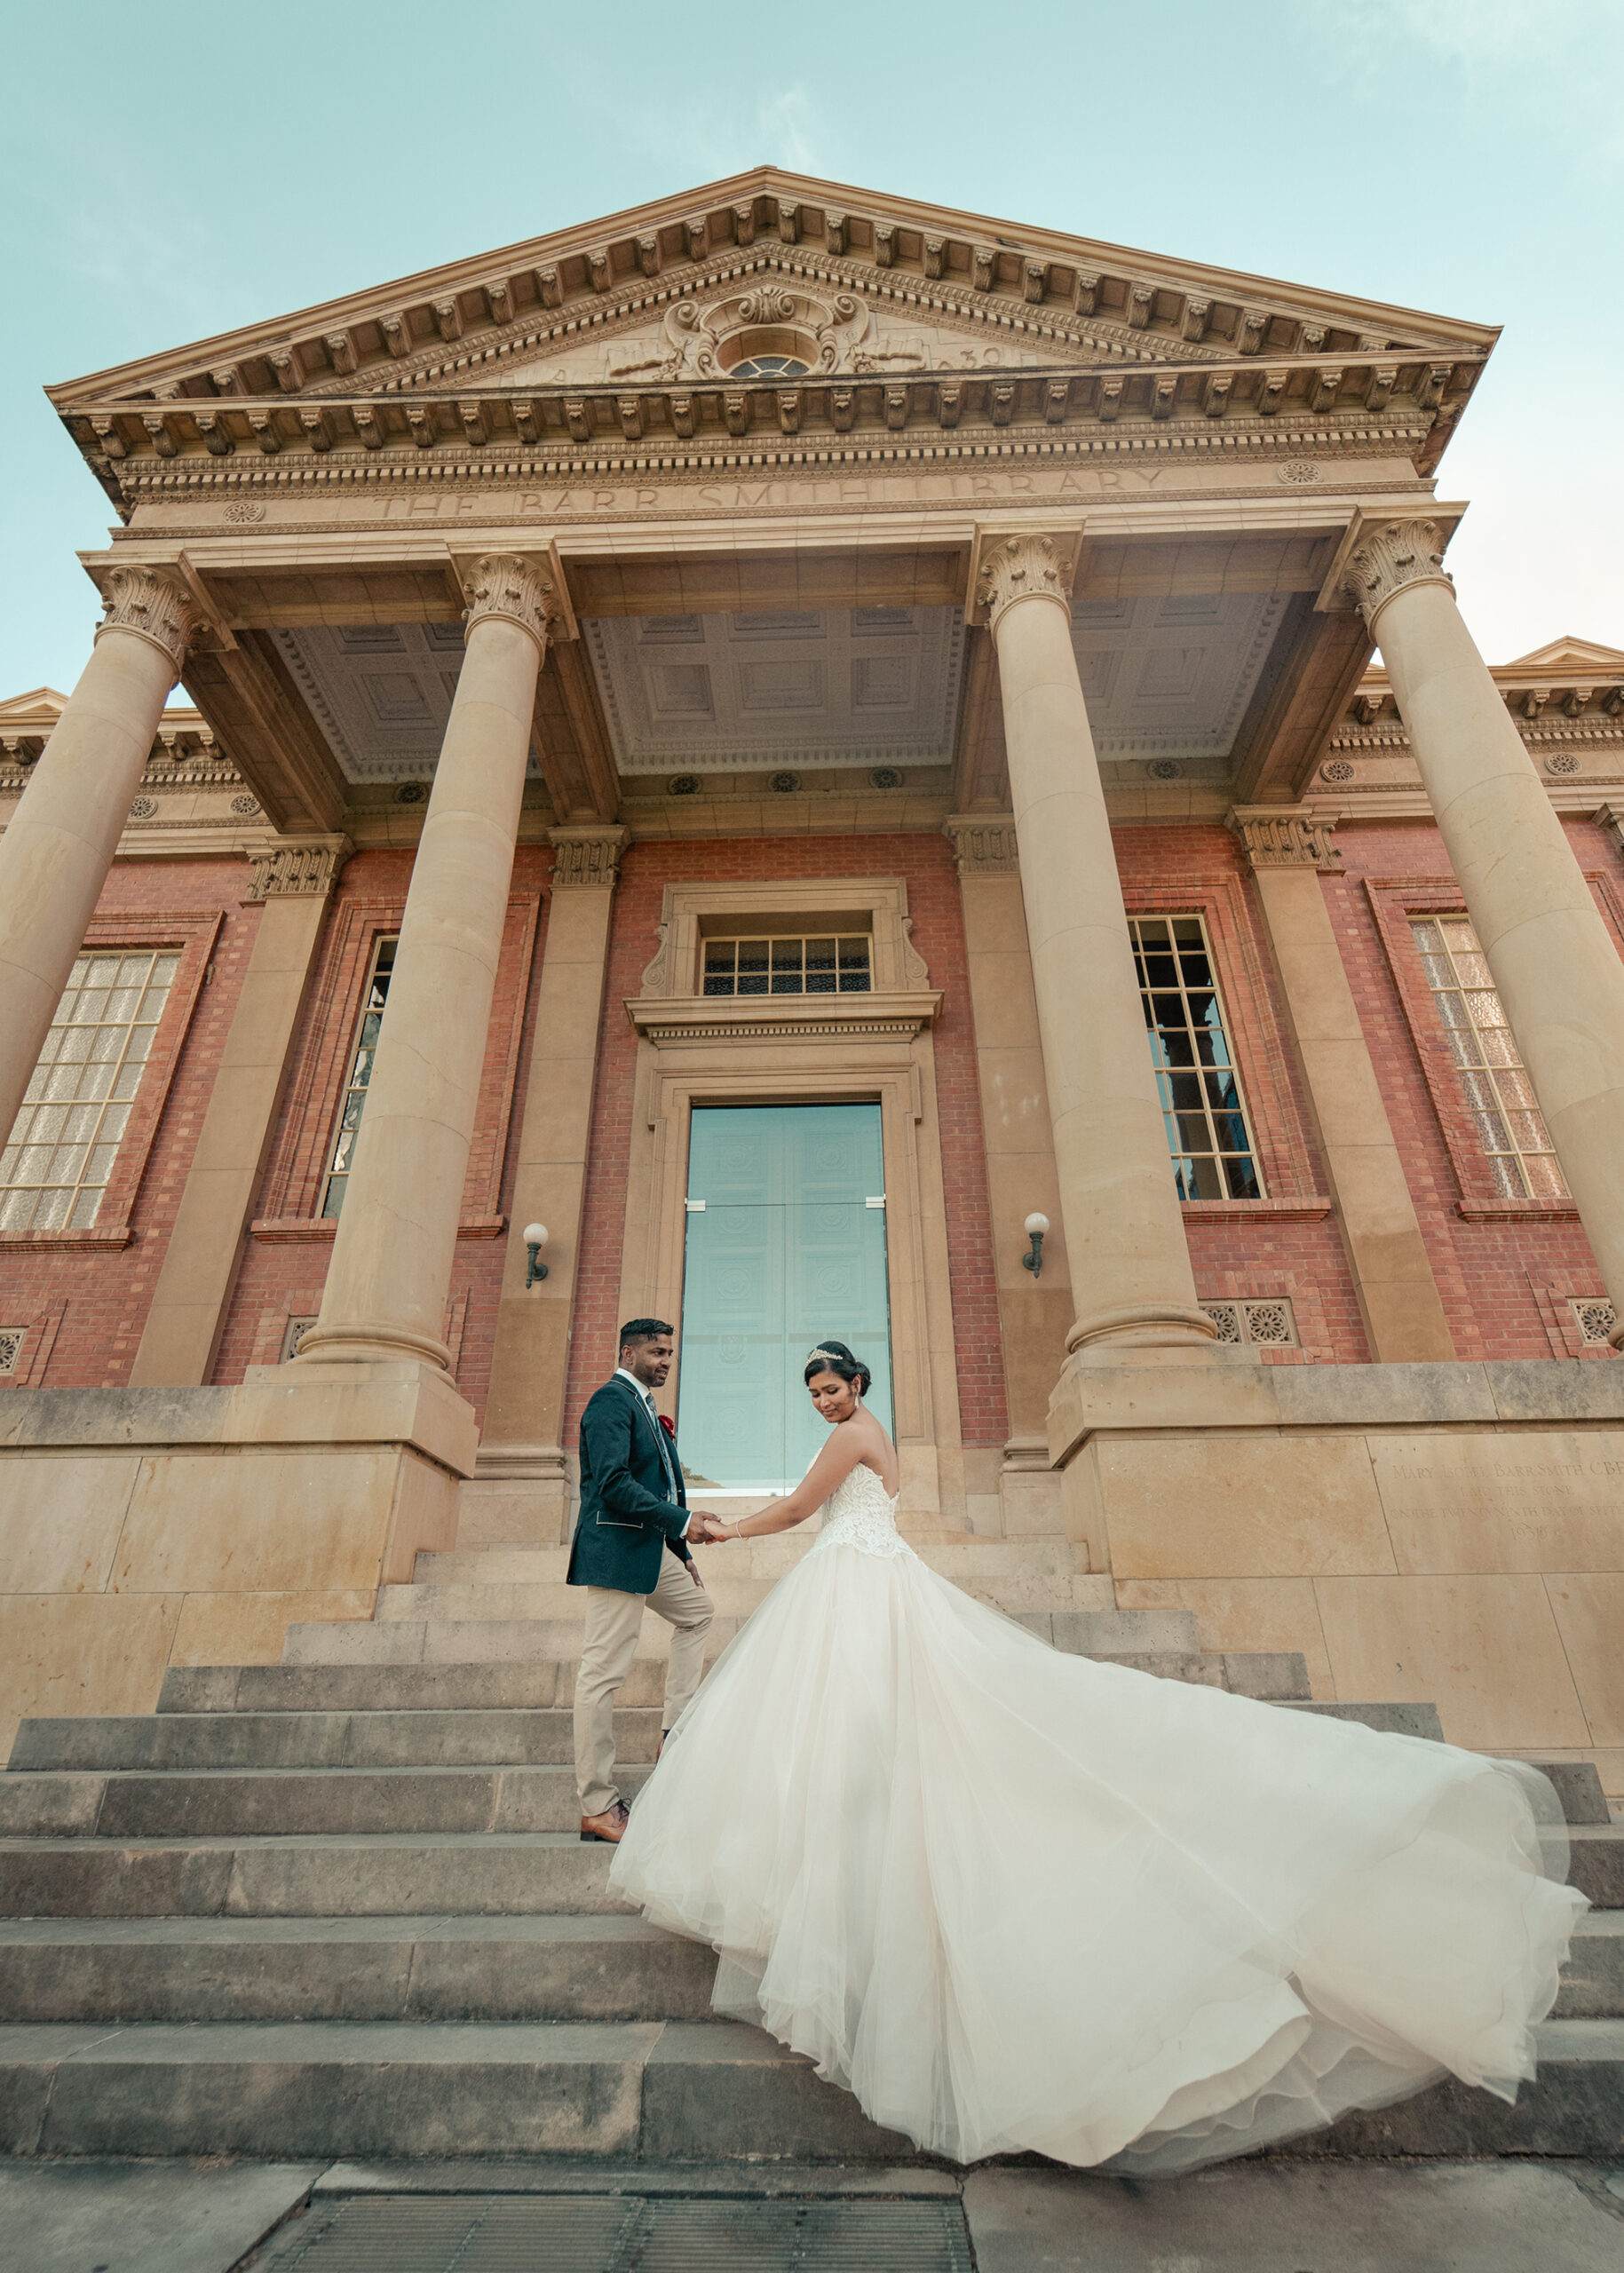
[718,1422,867,1539]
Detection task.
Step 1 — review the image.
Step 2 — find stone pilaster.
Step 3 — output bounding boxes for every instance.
[0,567,199,1149]
[946,813,1069,1537]
[1343,513,1624,1347]
[467,822,630,1543]
[294,555,558,1373]
[131,838,351,1386]
[976,527,1216,1356]
[1228,805,1454,1362]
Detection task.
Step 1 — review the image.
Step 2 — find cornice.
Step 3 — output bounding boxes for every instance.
[626,989,941,1046]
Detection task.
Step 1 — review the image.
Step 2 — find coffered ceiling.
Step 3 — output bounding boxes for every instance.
[273,622,482,784]
[583,606,966,775]
[1071,591,1289,762]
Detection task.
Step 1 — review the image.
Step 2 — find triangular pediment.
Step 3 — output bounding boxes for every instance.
[0,688,69,727]
[1500,637,1624,676]
[49,165,1494,415]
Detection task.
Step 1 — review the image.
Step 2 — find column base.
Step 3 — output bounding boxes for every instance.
[289,1323,453,1373]
[1066,1302,1222,1353]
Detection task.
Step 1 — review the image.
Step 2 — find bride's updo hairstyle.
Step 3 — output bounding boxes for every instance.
[804,1340,872,1397]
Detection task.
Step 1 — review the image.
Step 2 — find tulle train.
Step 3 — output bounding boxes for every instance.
[609,1525,1584,2171]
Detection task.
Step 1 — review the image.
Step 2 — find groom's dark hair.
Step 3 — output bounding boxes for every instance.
[619,1317,673,1357]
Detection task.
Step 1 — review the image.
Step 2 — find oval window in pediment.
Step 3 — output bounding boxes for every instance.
[729,352,811,378]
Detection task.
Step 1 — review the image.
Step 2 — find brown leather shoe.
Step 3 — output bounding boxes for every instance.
[580,1797,630,1844]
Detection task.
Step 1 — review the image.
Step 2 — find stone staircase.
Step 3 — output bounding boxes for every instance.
[1,1531,1620,2162]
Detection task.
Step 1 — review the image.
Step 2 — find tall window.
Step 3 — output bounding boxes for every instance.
[702,934,872,997]
[1411,916,1564,1199]
[321,936,397,1219]
[1131,915,1263,1200]
[0,950,178,1232]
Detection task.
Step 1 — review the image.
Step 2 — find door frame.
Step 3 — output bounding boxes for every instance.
[619,1047,963,1520]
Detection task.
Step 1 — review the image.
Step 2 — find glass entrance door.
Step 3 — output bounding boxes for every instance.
[678,1104,894,1490]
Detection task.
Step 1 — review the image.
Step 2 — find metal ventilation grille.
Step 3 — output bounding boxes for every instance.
[257,2193,973,2272]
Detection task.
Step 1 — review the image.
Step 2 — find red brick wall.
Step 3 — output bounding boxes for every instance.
[561,834,1010,1448]
[209,844,552,1422]
[1,858,262,1388]
[1114,822,1372,1365]
[1322,814,1620,1360]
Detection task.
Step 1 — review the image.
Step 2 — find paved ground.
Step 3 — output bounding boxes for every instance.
[2,2154,1622,2272]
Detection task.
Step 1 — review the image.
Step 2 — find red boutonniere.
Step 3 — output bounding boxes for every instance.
[658,1413,677,1438]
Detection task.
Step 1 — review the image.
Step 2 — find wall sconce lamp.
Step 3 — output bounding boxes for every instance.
[524,1223,550,1286]
[1021,1212,1050,1279]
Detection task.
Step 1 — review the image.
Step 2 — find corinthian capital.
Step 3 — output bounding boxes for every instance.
[93,566,202,671]
[1339,518,1454,630]
[244,840,350,902]
[463,553,560,655]
[1225,805,1341,872]
[548,824,628,889]
[974,532,1076,631]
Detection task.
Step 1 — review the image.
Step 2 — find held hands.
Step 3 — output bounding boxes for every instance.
[687,1512,735,1545]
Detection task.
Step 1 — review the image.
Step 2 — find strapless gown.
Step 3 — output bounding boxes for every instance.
[608,1462,1584,2172]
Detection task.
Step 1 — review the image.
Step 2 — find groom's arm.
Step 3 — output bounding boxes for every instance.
[582,1393,691,1545]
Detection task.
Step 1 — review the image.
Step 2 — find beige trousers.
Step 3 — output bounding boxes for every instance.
[574,1551,714,1816]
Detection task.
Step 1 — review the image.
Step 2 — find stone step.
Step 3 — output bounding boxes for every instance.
[5,1816,1617,1924]
[0,1764,645,1841]
[4,1908,1618,2028]
[414,1535,1084,1588]
[9,1707,660,1775]
[2,2016,1619,2162]
[0,2017,911,2161]
[160,1662,659,1715]
[0,1833,633,1919]
[374,1570,1113,1622]
[283,1619,746,1668]
[0,1914,717,2025]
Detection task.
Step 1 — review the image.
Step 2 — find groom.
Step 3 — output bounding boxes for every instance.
[568,1318,725,1844]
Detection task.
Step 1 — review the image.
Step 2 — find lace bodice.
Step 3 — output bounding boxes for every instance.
[808,1460,914,1561]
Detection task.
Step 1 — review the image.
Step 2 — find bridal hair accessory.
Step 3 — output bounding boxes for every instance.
[807,1348,845,1366]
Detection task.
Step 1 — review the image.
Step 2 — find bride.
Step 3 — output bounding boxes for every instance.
[608,1339,1585,2172]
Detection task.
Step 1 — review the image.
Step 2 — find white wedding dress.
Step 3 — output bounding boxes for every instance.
[608,1461,1585,2171]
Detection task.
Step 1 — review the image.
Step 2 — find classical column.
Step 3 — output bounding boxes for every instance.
[1228,807,1455,1362]
[1344,518,1624,1349]
[131,841,348,1386]
[294,555,557,1371]
[977,531,1215,1352]
[467,823,627,1545]
[0,566,198,1144]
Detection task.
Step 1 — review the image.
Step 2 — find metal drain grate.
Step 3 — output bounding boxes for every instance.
[256,2193,972,2272]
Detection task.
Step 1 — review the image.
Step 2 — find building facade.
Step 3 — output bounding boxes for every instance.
[4,170,1623,1787]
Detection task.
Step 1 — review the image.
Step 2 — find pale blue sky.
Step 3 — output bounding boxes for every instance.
[4,0,1620,694]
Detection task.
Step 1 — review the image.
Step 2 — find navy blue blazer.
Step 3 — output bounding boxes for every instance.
[566,1374,692,1596]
